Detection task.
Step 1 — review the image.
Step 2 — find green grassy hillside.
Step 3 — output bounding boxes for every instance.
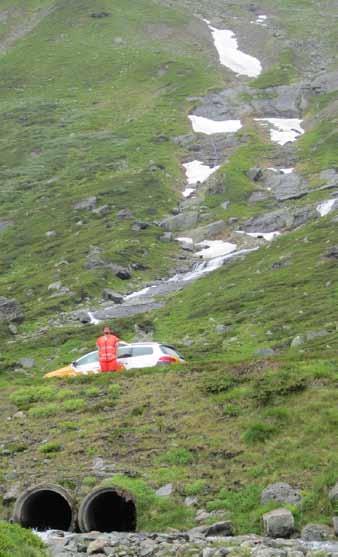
[0,0,337,543]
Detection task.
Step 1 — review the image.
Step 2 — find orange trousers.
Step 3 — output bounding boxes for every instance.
[99,359,123,372]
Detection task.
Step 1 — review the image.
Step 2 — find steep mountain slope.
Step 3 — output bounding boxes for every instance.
[0,0,337,541]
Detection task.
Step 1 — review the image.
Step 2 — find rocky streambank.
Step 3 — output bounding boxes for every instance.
[40,529,338,557]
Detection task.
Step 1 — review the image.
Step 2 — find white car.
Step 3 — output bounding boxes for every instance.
[44,343,185,378]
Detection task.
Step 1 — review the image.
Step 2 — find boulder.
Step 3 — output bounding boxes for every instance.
[184,496,198,507]
[87,538,108,554]
[264,172,309,201]
[156,483,173,497]
[290,335,305,348]
[76,311,91,324]
[244,206,317,233]
[115,268,131,280]
[301,523,333,541]
[102,289,124,304]
[329,482,338,503]
[204,521,234,537]
[73,196,97,211]
[261,483,302,507]
[247,167,263,182]
[262,508,294,538]
[0,297,24,323]
[18,358,35,369]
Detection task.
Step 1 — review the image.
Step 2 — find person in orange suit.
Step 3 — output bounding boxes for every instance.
[96,325,123,372]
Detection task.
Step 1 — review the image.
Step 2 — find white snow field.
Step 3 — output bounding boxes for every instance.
[255,118,304,145]
[203,19,262,77]
[188,115,242,135]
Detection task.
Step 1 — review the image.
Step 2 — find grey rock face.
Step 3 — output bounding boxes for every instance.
[190,220,226,242]
[311,71,338,94]
[262,508,295,538]
[161,211,199,231]
[102,289,124,304]
[73,196,97,211]
[264,172,308,201]
[301,523,333,541]
[261,483,302,507]
[244,206,317,233]
[0,297,24,323]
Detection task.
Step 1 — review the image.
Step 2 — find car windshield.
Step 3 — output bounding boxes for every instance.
[75,352,98,366]
[160,345,184,359]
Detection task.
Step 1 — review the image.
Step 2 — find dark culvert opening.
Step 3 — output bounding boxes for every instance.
[79,487,137,533]
[15,487,73,531]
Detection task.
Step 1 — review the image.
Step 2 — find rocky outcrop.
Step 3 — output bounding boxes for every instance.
[243,206,318,232]
[261,483,302,507]
[0,297,24,323]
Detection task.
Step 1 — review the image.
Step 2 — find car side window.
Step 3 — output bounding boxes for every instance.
[117,346,133,358]
[75,352,98,366]
[131,346,154,356]
[160,345,182,358]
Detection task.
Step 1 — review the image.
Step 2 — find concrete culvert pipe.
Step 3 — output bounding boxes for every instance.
[13,484,75,531]
[78,486,137,533]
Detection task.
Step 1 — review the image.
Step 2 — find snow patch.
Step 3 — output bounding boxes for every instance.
[268,167,294,174]
[176,237,194,245]
[237,230,280,241]
[316,199,336,216]
[256,118,304,146]
[195,240,237,259]
[189,115,242,135]
[182,187,195,198]
[203,19,262,77]
[183,160,220,185]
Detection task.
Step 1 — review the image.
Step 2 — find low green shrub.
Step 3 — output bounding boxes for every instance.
[243,422,276,444]
[39,441,62,454]
[10,386,57,408]
[28,403,59,418]
[157,448,194,466]
[62,398,86,412]
[0,521,47,557]
[251,369,307,406]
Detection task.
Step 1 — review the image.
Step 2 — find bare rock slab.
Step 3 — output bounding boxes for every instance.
[263,508,294,538]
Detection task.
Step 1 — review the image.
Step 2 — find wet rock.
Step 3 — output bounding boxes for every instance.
[102,289,124,304]
[263,508,294,538]
[73,196,97,211]
[0,297,24,323]
[156,483,173,497]
[18,357,35,369]
[301,523,333,541]
[329,482,338,503]
[261,483,302,507]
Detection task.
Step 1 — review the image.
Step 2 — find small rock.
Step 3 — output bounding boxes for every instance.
[18,358,35,369]
[13,411,26,419]
[102,289,124,304]
[333,516,338,536]
[221,201,230,209]
[46,230,56,238]
[290,335,305,348]
[93,205,110,217]
[255,348,275,357]
[184,496,198,507]
[0,297,24,323]
[117,208,133,220]
[263,508,294,538]
[87,538,108,554]
[329,482,338,502]
[261,483,302,507]
[48,281,62,291]
[215,324,230,334]
[116,269,131,280]
[8,323,18,335]
[301,523,333,541]
[76,311,91,324]
[205,521,234,537]
[73,196,97,211]
[156,483,173,497]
